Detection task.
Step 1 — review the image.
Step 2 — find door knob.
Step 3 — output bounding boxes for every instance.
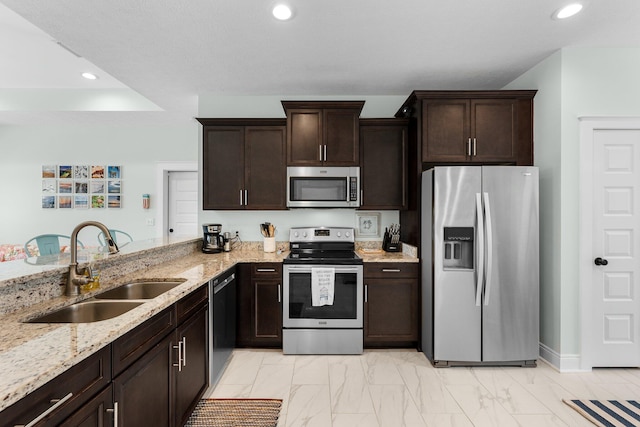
[594,257,608,266]
[169,228,174,233]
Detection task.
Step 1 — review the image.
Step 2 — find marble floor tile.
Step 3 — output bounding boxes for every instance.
[422,413,474,427]
[331,413,380,427]
[285,384,332,427]
[446,384,520,427]
[328,360,375,414]
[292,355,329,385]
[208,349,640,427]
[398,363,463,414]
[217,349,264,385]
[471,368,551,414]
[369,384,428,427]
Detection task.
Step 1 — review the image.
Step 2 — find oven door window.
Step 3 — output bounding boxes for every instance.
[288,271,357,319]
[290,177,347,202]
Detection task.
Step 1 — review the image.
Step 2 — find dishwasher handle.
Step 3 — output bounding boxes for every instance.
[213,273,235,294]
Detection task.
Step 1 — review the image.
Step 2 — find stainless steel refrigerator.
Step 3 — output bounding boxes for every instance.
[421,166,539,367]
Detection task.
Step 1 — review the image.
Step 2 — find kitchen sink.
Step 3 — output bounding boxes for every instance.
[93,279,186,300]
[27,300,144,323]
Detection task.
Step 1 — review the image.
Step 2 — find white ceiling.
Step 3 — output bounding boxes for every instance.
[1,0,639,124]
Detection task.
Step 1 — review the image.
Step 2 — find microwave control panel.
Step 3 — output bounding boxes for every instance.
[350,177,358,201]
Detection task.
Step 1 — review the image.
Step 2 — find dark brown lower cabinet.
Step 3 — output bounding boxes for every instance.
[236,263,282,347]
[0,345,112,427]
[364,263,419,347]
[174,306,209,426]
[1,285,209,427]
[59,385,114,427]
[113,334,173,427]
[114,286,209,427]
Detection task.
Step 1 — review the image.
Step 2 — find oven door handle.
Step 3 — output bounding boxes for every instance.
[284,266,362,273]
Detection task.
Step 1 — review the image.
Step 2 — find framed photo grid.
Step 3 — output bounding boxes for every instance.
[42,165,122,209]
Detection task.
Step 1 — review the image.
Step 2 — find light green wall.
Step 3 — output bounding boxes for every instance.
[504,51,563,354]
[505,47,640,364]
[0,122,197,246]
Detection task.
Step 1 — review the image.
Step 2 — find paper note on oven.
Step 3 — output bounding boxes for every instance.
[311,268,335,306]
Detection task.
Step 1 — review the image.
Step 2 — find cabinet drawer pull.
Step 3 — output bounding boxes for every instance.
[106,401,119,427]
[382,269,401,273]
[256,268,276,272]
[17,392,73,427]
[365,284,368,303]
[278,284,281,303]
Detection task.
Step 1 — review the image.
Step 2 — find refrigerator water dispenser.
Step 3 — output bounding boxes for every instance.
[443,227,473,270]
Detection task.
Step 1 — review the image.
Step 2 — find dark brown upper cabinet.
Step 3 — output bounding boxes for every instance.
[198,119,287,210]
[282,101,364,166]
[359,118,409,210]
[396,91,536,166]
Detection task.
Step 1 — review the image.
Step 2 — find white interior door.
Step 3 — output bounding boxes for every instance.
[590,127,640,367]
[168,171,198,237]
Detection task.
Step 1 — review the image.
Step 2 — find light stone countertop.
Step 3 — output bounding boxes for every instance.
[0,242,417,412]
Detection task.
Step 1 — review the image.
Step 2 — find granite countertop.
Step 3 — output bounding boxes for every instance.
[0,243,417,412]
[0,248,285,412]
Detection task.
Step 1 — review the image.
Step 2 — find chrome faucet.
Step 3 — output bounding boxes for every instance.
[67,221,119,296]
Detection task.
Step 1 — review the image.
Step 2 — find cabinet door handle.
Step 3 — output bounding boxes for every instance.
[106,401,119,427]
[182,337,187,367]
[382,269,401,273]
[173,342,183,372]
[257,268,276,272]
[244,190,248,206]
[365,284,368,303]
[239,190,243,206]
[324,145,327,161]
[319,145,323,161]
[277,284,281,303]
[473,138,477,156]
[19,392,73,427]
[467,138,472,156]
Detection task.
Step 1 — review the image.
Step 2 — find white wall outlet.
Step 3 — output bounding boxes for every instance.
[146,218,155,226]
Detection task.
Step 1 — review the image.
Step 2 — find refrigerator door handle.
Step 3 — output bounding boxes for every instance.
[475,193,485,306]
[483,192,493,306]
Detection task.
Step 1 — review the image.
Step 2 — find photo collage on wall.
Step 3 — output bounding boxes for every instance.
[42,165,122,209]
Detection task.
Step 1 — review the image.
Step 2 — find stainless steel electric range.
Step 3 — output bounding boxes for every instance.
[282,226,363,355]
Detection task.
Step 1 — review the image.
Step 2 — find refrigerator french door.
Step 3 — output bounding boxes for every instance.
[422,166,539,366]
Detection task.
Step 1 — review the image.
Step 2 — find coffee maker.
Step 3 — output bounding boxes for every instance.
[202,224,224,254]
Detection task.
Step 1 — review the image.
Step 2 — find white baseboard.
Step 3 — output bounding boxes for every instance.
[539,342,587,372]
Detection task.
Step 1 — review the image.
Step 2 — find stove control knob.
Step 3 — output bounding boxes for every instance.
[293,231,299,238]
[337,231,342,238]
[345,231,351,238]
[303,232,308,238]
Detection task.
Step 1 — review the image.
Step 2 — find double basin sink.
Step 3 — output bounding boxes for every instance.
[27,280,186,324]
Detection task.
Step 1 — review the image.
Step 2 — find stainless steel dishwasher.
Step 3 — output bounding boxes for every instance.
[209,268,236,386]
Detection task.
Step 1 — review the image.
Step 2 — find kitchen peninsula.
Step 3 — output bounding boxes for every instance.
[0,236,416,423]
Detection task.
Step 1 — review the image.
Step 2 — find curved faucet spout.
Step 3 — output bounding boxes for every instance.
[67,221,119,296]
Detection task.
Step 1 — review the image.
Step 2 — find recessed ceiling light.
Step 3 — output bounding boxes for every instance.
[81,72,98,80]
[272,3,293,20]
[553,3,584,19]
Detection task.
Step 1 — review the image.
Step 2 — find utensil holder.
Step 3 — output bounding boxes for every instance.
[263,237,276,253]
[382,231,401,252]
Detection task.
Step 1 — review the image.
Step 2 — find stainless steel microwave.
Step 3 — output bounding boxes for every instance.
[287,166,360,208]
